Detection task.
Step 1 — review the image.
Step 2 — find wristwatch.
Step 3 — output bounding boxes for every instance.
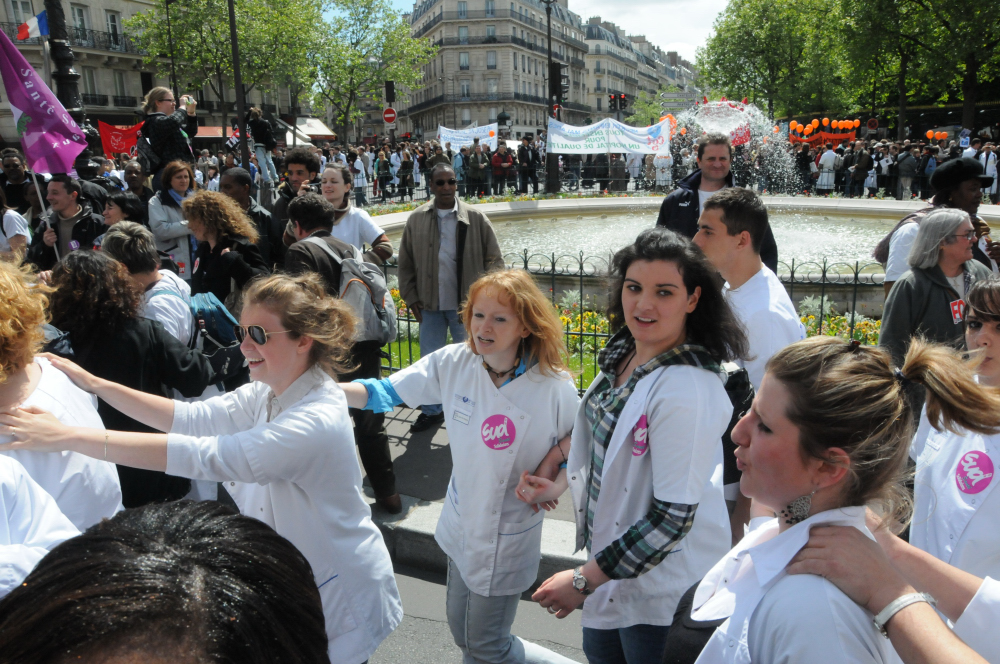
[872,592,936,637]
[572,567,593,596]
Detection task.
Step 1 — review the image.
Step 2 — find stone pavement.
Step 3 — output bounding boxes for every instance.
[357,406,586,584]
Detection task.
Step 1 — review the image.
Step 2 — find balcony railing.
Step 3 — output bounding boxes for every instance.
[561,101,591,112]
[406,91,549,114]
[82,93,109,106]
[0,23,142,53]
[411,10,589,54]
[571,57,586,69]
[112,95,137,107]
[624,76,638,85]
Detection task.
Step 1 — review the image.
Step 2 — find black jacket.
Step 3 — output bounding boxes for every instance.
[244,198,284,269]
[26,201,106,271]
[655,170,779,273]
[69,317,215,507]
[190,235,269,303]
[0,172,33,215]
[247,117,277,151]
[142,110,199,167]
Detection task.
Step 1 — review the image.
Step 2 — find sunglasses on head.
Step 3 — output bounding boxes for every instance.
[435,178,457,186]
[234,325,292,345]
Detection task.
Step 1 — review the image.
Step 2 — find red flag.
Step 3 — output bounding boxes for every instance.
[98,120,142,157]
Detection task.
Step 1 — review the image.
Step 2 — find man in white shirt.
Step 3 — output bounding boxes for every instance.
[964,138,981,159]
[693,187,805,391]
[817,142,838,195]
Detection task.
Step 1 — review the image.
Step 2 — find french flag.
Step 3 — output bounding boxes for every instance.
[16,11,48,40]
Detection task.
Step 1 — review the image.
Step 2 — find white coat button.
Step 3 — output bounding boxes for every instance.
[972,499,977,505]
[578,509,583,512]
[729,640,735,648]
[492,510,497,514]
[230,482,235,486]
[506,407,511,411]
[520,415,524,419]
[624,487,627,493]
[571,476,576,480]
[950,534,955,539]
[500,480,505,485]
[509,450,514,454]
[490,539,494,544]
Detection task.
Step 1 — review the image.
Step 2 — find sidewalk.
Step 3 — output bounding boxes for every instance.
[358,406,586,585]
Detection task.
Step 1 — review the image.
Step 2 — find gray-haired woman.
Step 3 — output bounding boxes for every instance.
[880,208,993,366]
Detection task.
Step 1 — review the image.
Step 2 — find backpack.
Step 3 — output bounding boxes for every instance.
[137,122,162,175]
[148,288,246,384]
[303,237,398,345]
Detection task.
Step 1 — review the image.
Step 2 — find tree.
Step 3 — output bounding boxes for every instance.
[312,0,437,142]
[624,85,681,126]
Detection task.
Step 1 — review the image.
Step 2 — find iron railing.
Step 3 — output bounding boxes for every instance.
[81,93,108,106]
[0,23,142,53]
[375,253,886,393]
[113,95,137,107]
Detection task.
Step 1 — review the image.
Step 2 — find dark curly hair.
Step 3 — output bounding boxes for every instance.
[48,251,142,342]
[606,227,749,363]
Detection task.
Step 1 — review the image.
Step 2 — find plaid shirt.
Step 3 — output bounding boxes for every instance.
[583,328,722,580]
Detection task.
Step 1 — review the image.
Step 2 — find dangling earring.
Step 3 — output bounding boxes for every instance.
[780,491,816,525]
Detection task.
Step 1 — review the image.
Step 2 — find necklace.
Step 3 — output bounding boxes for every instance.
[615,349,637,377]
[483,356,520,380]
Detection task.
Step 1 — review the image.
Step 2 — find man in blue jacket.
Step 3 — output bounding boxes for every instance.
[656,133,778,272]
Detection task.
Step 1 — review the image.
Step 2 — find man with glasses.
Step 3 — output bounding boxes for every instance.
[397,164,504,432]
[283,193,403,514]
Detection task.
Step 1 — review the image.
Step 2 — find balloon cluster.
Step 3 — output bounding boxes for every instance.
[925,130,949,141]
[786,118,861,136]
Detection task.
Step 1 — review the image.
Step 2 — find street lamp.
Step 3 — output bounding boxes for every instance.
[539,0,558,193]
[164,0,179,103]
[226,0,250,170]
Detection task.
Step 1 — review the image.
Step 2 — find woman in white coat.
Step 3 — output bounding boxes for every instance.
[0,260,122,531]
[147,160,198,280]
[0,273,402,664]
[341,269,580,664]
[908,277,1000,582]
[981,144,998,203]
[523,229,749,664]
[318,163,393,264]
[664,336,1000,664]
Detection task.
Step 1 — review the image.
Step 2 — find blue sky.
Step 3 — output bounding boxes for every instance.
[389,0,727,61]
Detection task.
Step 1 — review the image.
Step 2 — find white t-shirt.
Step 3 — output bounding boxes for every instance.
[436,204,460,311]
[964,147,979,159]
[885,221,921,282]
[947,273,966,298]
[1,358,123,531]
[329,207,385,251]
[0,209,29,252]
[724,266,806,390]
[143,270,195,345]
[698,188,715,214]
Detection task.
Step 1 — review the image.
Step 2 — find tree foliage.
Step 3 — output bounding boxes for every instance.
[624,85,681,126]
[311,0,437,141]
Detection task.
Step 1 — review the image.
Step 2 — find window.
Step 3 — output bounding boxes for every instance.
[462,108,471,124]
[597,98,602,111]
[489,106,497,122]
[521,81,526,94]
[534,83,538,97]
[459,52,470,70]
[457,1,467,17]
[486,25,495,38]
[487,78,498,96]
[113,70,127,97]
[105,10,120,36]
[9,0,32,26]
[521,55,525,71]
[460,80,471,97]
[82,67,97,95]
[485,0,495,17]
[458,26,468,44]
[70,4,88,30]
[595,79,601,91]
[486,51,496,69]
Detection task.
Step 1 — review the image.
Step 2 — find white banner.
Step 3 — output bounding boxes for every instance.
[546,117,671,154]
[438,123,499,150]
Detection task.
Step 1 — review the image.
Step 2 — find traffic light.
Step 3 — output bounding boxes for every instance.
[608,94,617,111]
[547,62,569,104]
[618,94,628,110]
[385,81,396,104]
[552,104,560,118]
[560,70,570,99]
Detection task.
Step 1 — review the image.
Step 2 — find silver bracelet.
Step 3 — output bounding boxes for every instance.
[873,592,936,637]
[104,430,109,461]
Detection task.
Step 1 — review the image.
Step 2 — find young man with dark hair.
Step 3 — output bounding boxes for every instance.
[219,167,283,269]
[26,174,105,270]
[283,193,402,514]
[693,187,804,391]
[271,147,322,235]
[656,132,779,272]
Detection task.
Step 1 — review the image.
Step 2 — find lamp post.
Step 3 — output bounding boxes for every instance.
[164,0,179,103]
[226,0,251,170]
[539,0,558,193]
[43,0,98,177]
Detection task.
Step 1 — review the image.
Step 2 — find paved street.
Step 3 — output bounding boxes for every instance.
[371,564,585,664]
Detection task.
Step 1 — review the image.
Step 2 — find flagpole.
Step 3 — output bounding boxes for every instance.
[40,35,52,91]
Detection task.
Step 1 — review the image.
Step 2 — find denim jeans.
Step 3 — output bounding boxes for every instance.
[418,309,466,416]
[582,625,670,664]
[446,558,579,664]
[254,145,279,183]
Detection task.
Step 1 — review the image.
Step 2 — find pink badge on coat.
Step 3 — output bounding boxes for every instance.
[632,414,649,456]
[956,451,995,494]
[481,414,516,450]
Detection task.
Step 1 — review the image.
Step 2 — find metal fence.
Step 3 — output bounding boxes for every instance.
[376,251,887,393]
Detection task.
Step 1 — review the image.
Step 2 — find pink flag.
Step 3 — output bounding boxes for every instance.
[0,29,87,173]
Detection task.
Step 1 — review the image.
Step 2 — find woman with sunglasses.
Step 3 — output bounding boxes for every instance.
[881,208,993,367]
[0,272,403,664]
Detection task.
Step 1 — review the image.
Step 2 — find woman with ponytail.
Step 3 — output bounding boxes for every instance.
[657,333,1000,663]
[0,272,402,663]
[317,163,393,264]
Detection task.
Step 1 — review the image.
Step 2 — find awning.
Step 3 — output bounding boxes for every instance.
[296,117,337,140]
[195,126,238,138]
[273,118,316,145]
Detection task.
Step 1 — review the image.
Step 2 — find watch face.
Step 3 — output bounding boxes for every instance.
[573,572,586,590]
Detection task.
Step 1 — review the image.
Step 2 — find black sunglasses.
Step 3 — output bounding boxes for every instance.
[234,325,292,345]
[435,178,457,186]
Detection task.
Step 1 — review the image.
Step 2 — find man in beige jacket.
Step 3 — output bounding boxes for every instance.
[397,164,504,431]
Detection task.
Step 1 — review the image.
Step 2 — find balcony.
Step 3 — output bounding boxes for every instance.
[411,10,589,54]
[112,95,137,107]
[486,63,497,69]
[562,101,591,112]
[625,76,638,85]
[412,11,444,38]
[571,57,586,69]
[82,93,108,106]
[406,91,549,115]
[0,23,142,53]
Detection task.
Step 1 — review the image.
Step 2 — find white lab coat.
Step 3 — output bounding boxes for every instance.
[0,455,80,598]
[390,152,402,185]
[981,152,998,195]
[566,364,732,629]
[626,153,643,178]
[817,149,837,190]
[654,153,673,187]
[692,507,896,664]
[1,358,122,531]
[910,405,1000,581]
[389,344,580,596]
[954,576,1000,663]
[165,366,402,664]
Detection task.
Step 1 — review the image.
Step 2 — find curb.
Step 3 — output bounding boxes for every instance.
[366,494,587,584]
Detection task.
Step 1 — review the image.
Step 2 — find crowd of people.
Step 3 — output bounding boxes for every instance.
[0,82,999,663]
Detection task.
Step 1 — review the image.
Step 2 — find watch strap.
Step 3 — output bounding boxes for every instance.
[873,592,935,637]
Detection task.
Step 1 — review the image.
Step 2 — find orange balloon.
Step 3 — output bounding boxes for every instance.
[804,125,813,135]
[926,130,934,139]
[834,120,842,130]
[822,117,829,126]
[789,121,798,130]
[489,130,495,137]
[773,125,780,133]
[680,127,687,135]
[853,119,861,128]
